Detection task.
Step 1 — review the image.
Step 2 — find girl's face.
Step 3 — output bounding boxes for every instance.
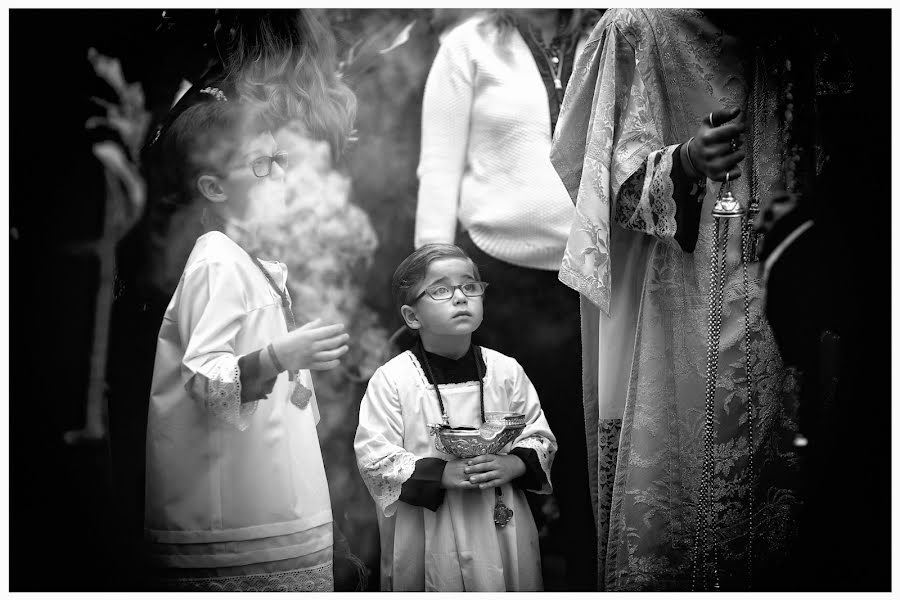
[403,258,484,337]
[220,131,288,223]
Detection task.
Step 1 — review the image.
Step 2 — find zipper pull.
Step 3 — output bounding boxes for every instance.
[554,78,562,90]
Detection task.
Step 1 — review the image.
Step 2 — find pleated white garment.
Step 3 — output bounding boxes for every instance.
[355,347,556,591]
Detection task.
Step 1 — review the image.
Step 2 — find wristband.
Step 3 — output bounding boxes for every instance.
[267,343,286,373]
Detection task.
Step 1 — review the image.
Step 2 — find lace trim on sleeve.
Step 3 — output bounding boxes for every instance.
[512,436,555,495]
[189,360,258,431]
[614,146,679,247]
[358,451,419,518]
[646,146,678,247]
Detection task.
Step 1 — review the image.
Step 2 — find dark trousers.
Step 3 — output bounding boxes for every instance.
[459,233,597,590]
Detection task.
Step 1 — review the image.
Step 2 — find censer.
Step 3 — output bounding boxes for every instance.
[418,339,526,529]
[428,413,526,529]
[711,172,745,219]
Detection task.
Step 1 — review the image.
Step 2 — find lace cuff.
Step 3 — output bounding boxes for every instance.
[358,451,419,517]
[670,142,707,252]
[512,436,555,495]
[614,145,680,248]
[646,147,678,245]
[187,359,259,431]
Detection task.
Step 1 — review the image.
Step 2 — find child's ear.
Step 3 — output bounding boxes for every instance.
[400,304,421,330]
[197,175,227,203]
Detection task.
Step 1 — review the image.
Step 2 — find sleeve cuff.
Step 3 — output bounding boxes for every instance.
[510,447,547,491]
[238,350,277,404]
[671,142,706,253]
[398,457,448,512]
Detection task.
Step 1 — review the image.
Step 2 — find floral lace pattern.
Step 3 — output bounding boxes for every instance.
[554,9,802,591]
[358,451,419,517]
[512,435,555,494]
[596,418,622,590]
[614,147,679,248]
[189,360,258,431]
[157,561,333,592]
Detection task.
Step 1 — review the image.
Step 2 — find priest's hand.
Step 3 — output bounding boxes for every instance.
[464,454,526,490]
[441,459,476,490]
[685,106,746,182]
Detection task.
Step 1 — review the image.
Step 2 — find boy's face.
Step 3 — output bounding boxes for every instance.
[402,257,484,337]
[217,131,288,222]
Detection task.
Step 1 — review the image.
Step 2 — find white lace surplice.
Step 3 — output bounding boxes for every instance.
[354,347,556,591]
[145,231,333,589]
[552,9,801,591]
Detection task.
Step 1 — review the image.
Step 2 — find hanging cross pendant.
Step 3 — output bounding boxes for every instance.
[493,488,513,528]
[291,378,311,408]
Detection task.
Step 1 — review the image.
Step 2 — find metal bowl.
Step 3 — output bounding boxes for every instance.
[428,412,527,458]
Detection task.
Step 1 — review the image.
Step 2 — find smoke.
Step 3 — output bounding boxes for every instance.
[222,122,388,381]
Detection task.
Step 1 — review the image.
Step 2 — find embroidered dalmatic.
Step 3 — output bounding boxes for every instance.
[551,9,801,591]
[354,347,556,591]
[145,230,333,591]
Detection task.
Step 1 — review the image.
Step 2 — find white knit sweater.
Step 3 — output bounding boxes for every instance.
[415,16,582,271]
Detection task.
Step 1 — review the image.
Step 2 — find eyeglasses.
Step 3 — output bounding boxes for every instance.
[249,151,289,177]
[414,281,489,302]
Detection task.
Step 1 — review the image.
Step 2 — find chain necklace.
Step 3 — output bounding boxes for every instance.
[244,251,312,409]
[530,23,565,92]
[250,257,296,332]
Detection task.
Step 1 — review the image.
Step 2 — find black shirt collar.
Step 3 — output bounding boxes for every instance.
[410,342,486,385]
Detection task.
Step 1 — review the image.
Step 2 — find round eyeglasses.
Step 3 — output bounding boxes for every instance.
[250,151,289,178]
[415,281,489,302]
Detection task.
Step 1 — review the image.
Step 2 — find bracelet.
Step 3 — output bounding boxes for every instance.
[683,136,704,180]
[266,343,286,373]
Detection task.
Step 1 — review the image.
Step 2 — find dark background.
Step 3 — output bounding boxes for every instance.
[9,8,892,591]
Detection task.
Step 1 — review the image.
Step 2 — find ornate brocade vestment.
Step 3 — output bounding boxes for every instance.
[551,9,801,590]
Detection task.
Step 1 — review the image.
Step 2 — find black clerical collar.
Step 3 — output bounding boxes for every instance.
[411,342,486,386]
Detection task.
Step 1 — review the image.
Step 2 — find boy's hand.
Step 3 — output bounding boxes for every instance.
[464,454,526,490]
[441,459,476,490]
[271,319,350,371]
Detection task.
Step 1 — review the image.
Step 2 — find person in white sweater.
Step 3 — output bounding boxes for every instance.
[414,9,600,591]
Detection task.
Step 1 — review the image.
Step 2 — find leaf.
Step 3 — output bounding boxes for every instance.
[379,20,415,55]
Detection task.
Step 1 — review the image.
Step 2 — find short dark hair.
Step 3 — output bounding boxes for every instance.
[391,243,481,315]
[159,97,268,203]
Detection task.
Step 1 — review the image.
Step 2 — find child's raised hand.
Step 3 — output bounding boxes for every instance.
[441,459,476,490]
[463,454,526,490]
[271,319,350,371]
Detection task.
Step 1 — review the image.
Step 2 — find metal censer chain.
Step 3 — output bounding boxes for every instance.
[692,215,727,592]
[693,76,763,590]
